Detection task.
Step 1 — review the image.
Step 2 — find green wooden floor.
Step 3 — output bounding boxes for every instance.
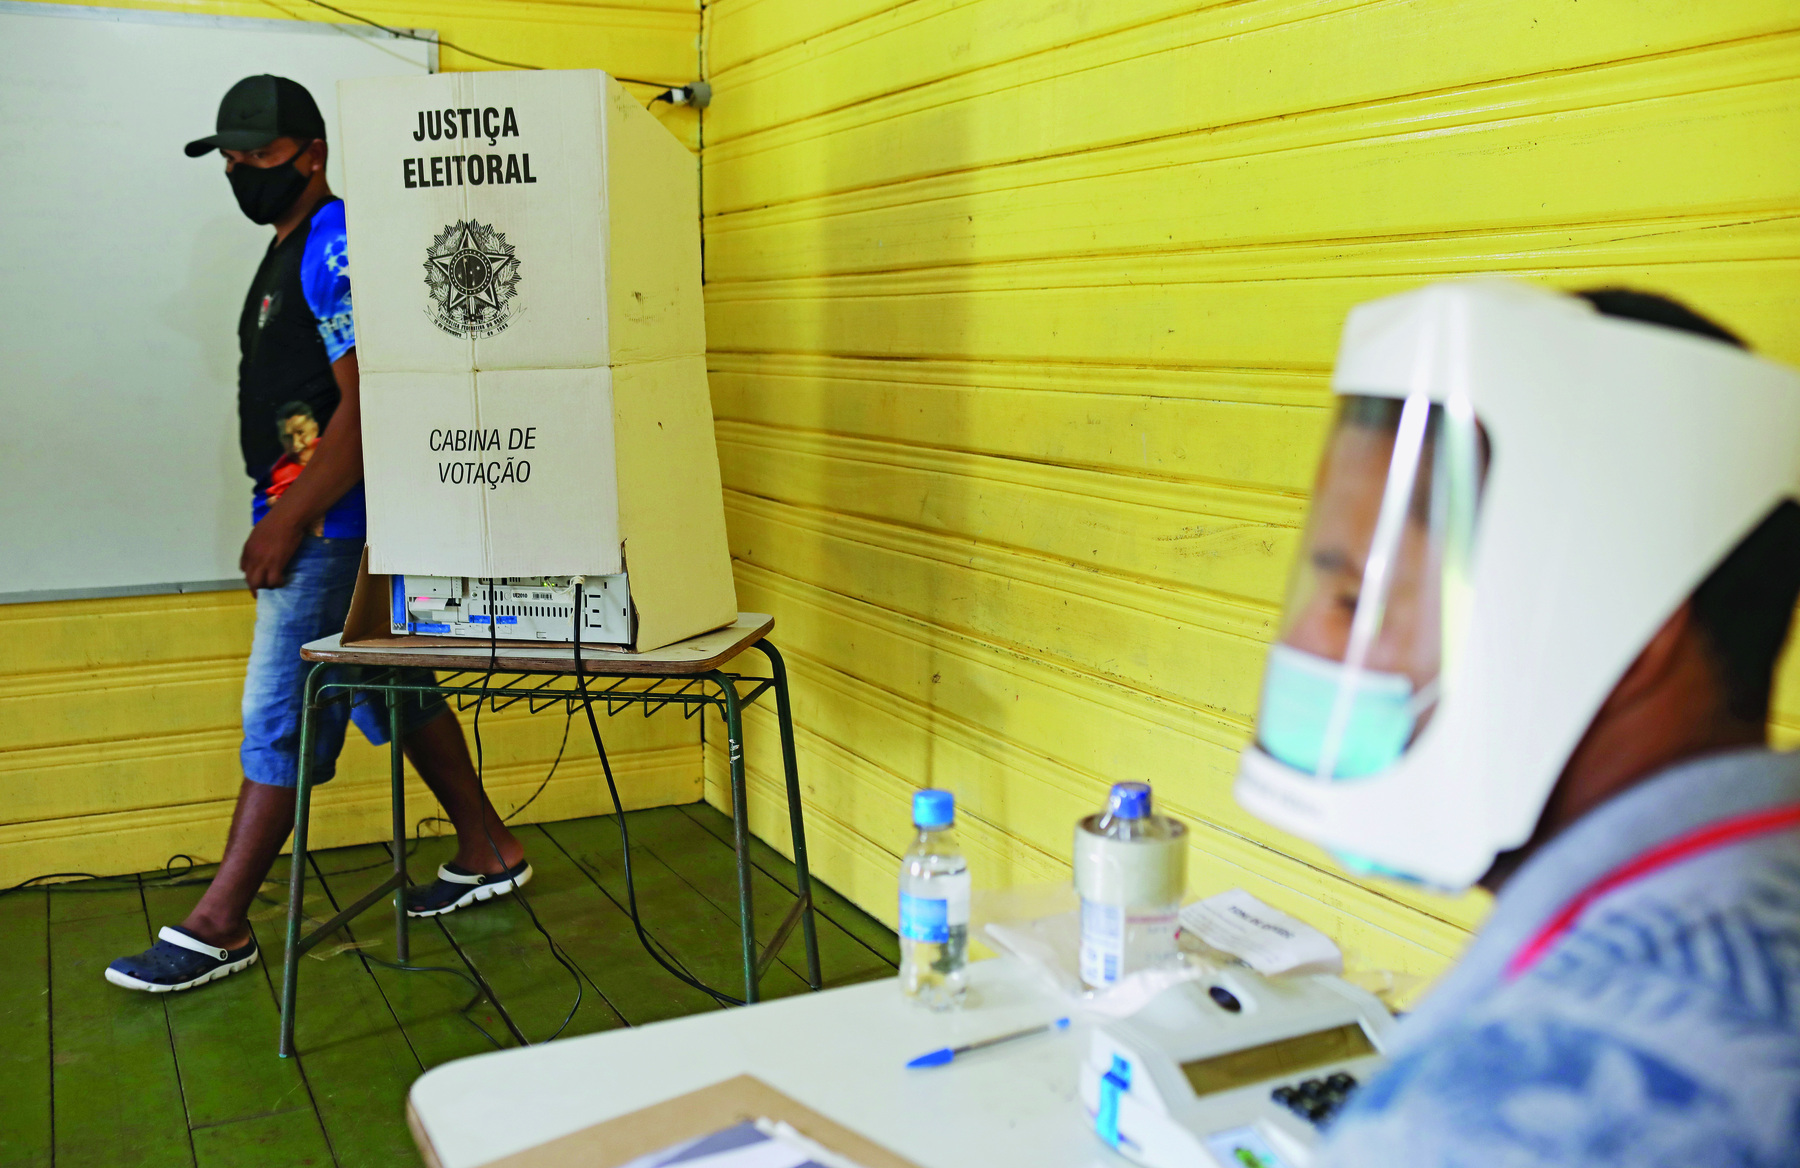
[0,803,899,1168]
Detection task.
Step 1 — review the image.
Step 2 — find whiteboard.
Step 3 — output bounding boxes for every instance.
[0,1,433,602]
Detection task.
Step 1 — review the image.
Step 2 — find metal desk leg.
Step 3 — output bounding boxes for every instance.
[390,692,409,963]
[279,663,326,1058]
[755,642,822,991]
[711,670,758,1004]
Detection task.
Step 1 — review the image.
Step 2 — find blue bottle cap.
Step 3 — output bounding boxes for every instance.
[913,788,955,828]
[1107,782,1152,820]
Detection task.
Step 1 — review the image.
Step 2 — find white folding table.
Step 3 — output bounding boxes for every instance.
[407,956,1135,1168]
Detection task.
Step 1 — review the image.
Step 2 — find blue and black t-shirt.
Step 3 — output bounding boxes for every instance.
[237,197,365,537]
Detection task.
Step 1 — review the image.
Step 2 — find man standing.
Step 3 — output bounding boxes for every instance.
[108,76,532,992]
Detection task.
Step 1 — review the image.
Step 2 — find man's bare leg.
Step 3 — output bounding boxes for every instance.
[404,707,526,874]
[182,780,295,950]
[180,708,521,949]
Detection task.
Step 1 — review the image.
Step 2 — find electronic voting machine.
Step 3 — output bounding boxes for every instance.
[1078,967,1395,1168]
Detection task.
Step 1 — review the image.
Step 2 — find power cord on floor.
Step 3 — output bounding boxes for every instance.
[572,579,745,1008]
[465,578,585,1044]
[363,950,511,1051]
[0,854,210,896]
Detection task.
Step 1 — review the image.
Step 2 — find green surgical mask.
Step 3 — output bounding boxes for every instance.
[1256,644,1423,779]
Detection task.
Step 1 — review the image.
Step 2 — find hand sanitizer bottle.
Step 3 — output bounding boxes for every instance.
[1075,781,1187,989]
[899,789,969,1009]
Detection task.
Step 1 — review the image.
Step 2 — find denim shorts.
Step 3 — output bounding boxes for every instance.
[241,535,446,787]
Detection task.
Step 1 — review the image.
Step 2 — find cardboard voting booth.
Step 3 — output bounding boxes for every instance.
[336,70,735,652]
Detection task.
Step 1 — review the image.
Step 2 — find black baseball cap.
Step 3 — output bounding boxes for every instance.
[184,75,325,158]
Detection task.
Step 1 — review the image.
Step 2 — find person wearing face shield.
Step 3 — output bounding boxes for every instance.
[1234,280,1800,1165]
[104,77,532,994]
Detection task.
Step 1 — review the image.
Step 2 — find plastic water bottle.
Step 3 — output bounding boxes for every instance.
[899,789,970,1009]
[1075,781,1187,989]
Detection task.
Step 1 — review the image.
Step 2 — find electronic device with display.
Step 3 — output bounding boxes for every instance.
[1078,970,1394,1167]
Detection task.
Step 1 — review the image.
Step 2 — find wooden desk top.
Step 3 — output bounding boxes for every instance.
[299,613,774,676]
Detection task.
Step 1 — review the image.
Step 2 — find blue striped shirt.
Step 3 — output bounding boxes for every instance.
[1320,747,1800,1168]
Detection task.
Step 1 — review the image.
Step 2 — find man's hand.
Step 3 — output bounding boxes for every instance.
[240,350,363,593]
[241,513,304,591]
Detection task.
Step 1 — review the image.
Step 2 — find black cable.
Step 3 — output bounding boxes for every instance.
[572,580,745,1008]
[290,0,669,87]
[503,707,572,824]
[1,854,209,896]
[1,804,449,898]
[359,944,509,1050]
[466,577,584,1044]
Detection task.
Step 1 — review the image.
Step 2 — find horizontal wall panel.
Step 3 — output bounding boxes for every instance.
[0,591,254,674]
[707,211,1800,303]
[707,73,1800,280]
[706,0,907,77]
[717,422,1313,605]
[703,5,1797,212]
[705,0,1220,144]
[711,351,1329,408]
[707,257,1800,371]
[0,698,689,826]
[707,357,1333,559]
[726,491,1277,721]
[711,369,1331,492]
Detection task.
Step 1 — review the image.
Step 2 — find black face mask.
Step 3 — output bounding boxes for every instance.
[227,143,313,225]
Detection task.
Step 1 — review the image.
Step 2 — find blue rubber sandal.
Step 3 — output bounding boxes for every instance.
[406,858,533,918]
[106,926,259,993]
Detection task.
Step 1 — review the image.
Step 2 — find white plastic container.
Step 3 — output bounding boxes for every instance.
[899,789,970,1009]
[1075,782,1187,989]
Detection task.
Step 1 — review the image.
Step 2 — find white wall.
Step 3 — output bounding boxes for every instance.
[0,2,431,600]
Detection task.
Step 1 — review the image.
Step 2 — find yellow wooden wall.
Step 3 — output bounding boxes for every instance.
[9,0,1799,995]
[698,0,1800,993]
[0,0,703,887]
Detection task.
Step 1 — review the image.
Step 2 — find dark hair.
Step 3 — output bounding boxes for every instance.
[275,400,316,425]
[1577,288,1746,348]
[1577,288,1800,721]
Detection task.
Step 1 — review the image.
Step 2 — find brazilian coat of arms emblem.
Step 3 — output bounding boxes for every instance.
[423,220,521,338]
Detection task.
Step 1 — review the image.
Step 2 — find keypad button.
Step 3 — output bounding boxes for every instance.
[1272,1075,1368,1128]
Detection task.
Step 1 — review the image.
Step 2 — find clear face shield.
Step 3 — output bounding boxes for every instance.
[1256,394,1489,790]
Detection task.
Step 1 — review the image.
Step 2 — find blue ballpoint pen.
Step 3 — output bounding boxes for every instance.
[906,1017,1071,1068]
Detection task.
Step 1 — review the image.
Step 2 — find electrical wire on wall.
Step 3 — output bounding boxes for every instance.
[286,0,711,105]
